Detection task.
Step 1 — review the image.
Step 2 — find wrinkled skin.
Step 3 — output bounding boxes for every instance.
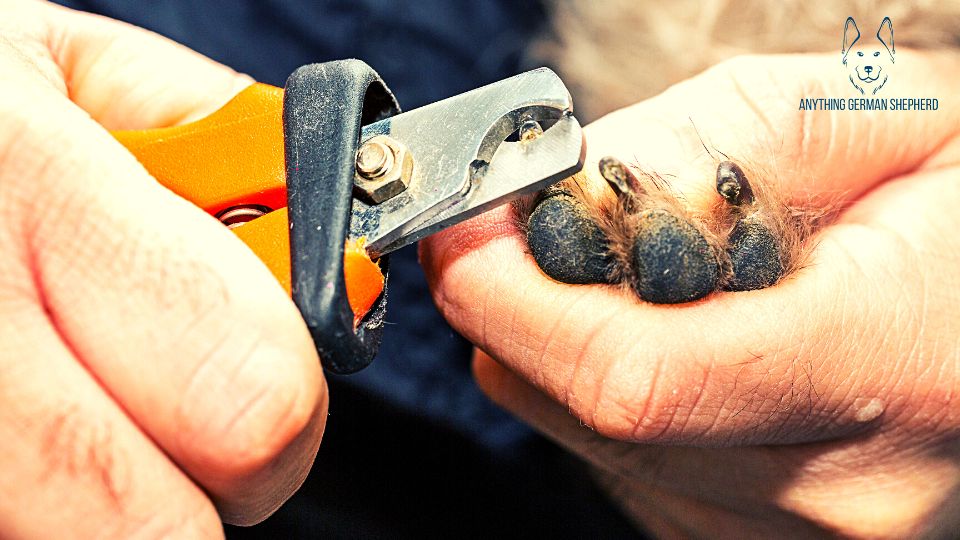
[422,52,960,538]
[0,1,326,537]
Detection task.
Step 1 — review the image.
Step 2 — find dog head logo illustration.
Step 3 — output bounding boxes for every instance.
[842,17,895,95]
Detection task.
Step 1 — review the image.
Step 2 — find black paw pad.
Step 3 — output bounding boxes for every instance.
[725,219,783,291]
[527,194,615,284]
[631,209,719,304]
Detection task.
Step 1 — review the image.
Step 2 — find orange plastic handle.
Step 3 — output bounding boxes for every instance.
[112,83,383,322]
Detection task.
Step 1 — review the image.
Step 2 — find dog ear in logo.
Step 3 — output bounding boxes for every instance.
[842,17,894,95]
[842,16,860,60]
[878,16,895,61]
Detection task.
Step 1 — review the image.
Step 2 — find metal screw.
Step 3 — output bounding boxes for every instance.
[353,135,414,204]
[518,119,544,142]
[356,139,395,179]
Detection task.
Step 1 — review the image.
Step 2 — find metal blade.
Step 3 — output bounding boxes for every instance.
[347,67,585,257]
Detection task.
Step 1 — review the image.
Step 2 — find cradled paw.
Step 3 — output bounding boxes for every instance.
[520,156,819,304]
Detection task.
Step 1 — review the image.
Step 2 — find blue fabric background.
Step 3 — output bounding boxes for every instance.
[53,1,640,537]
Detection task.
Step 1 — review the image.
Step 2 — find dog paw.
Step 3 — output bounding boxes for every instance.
[519,156,819,304]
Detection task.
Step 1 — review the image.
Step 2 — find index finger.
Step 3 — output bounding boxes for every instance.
[5,0,253,129]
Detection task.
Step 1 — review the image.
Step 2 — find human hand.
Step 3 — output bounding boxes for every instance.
[422,51,960,537]
[0,1,326,536]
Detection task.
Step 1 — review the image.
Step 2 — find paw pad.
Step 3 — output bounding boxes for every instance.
[725,219,783,291]
[526,192,616,284]
[631,209,719,303]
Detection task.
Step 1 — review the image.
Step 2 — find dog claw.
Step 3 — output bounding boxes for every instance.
[599,156,642,198]
[715,162,785,291]
[716,161,755,206]
[527,193,616,284]
[631,209,719,303]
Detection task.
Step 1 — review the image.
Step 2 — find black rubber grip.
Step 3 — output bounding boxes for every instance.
[283,60,400,374]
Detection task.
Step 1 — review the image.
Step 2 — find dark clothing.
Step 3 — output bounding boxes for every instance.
[54,1,639,537]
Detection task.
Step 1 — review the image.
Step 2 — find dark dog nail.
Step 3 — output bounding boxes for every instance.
[725,219,784,291]
[716,161,755,206]
[527,194,615,284]
[599,156,642,197]
[630,209,719,303]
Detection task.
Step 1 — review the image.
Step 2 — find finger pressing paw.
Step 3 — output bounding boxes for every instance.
[519,156,826,304]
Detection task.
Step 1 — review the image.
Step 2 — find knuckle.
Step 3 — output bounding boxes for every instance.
[42,404,133,507]
[6,130,111,270]
[587,354,679,442]
[125,503,223,540]
[175,336,321,478]
[0,101,62,204]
